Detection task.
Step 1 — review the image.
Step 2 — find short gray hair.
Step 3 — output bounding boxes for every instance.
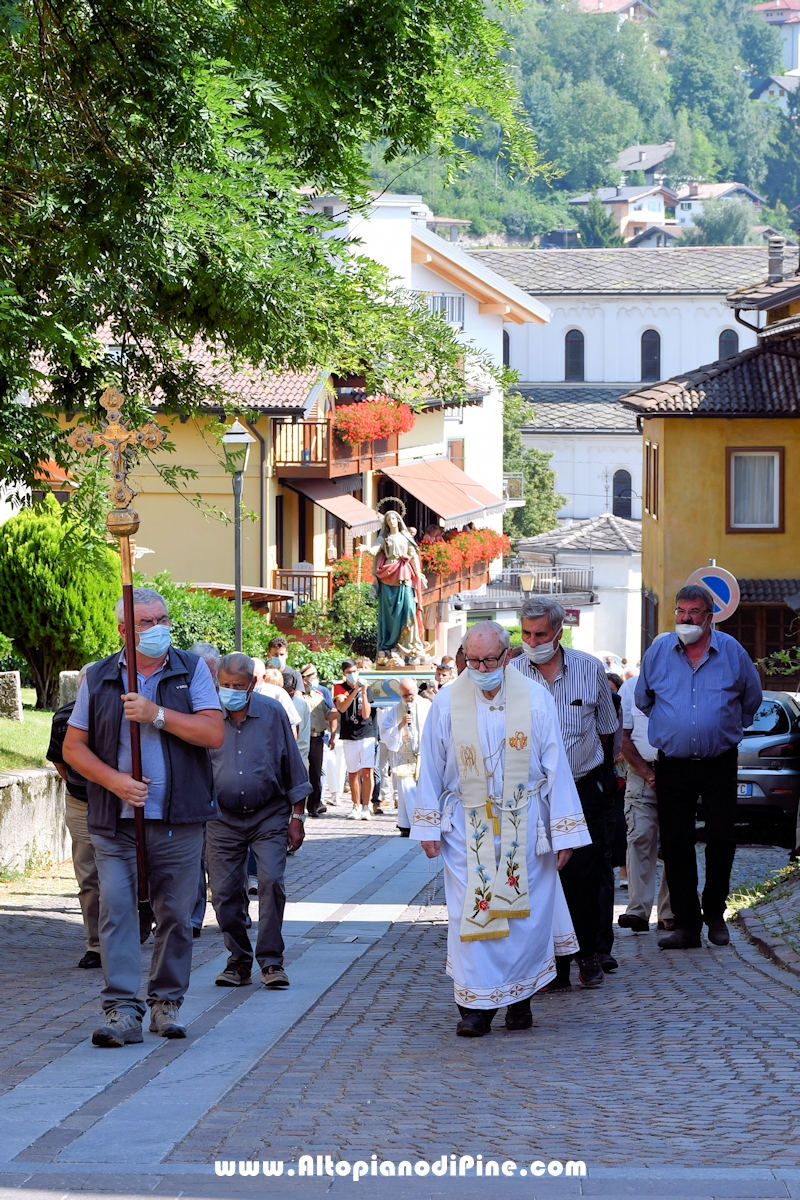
[190,642,220,667]
[219,652,255,678]
[520,596,565,631]
[675,584,715,613]
[115,587,167,623]
[462,620,511,655]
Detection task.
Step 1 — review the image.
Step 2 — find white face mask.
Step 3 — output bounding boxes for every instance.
[675,622,706,645]
[522,634,560,664]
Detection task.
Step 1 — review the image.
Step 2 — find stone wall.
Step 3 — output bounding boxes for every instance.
[0,768,68,872]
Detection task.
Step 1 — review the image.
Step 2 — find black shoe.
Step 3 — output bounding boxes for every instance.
[705,915,730,946]
[456,1008,495,1038]
[599,953,618,972]
[576,952,604,989]
[657,919,675,931]
[539,977,572,993]
[398,827,411,837]
[504,998,533,1031]
[192,926,202,939]
[618,913,649,932]
[308,804,328,817]
[658,928,702,950]
[77,950,102,969]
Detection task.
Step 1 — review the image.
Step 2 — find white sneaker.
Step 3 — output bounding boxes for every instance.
[346,805,361,819]
[361,806,372,821]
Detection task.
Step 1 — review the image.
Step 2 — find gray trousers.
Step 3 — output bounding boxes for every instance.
[65,793,100,951]
[205,806,290,970]
[624,768,673,923]
[91,820,204,1016]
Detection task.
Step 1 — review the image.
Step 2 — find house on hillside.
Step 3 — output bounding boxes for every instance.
[469,245,766,521]
[576,0,656,20]
[619,239,800,680]
[753,0,800,72]
[568,186,676,242]
[750,73,800,112]
[70,195,550,658]
[673,182,765,228]
[612,142,675,186]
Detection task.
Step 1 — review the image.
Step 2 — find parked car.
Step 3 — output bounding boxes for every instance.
[735,692,800,832]
[594,651,624,674]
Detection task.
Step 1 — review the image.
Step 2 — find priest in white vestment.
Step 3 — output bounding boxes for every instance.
[414,621,590,1037]
[378,678,431,836]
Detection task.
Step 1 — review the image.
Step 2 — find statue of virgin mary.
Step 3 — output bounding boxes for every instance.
[364,509,429,666]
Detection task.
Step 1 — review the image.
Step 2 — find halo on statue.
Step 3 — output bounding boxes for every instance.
[376,495,407,519]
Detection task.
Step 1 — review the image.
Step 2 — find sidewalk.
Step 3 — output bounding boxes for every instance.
[0,821,797,1199]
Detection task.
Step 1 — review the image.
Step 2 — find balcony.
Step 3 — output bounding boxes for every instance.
[517,564,594,594]
[272,419,399,479]
[465,562,595,613]
[413,290,465,330]
[271,568,333,617]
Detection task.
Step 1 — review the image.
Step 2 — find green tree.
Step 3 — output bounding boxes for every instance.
[664,109,719,188]
[503,393,564,540]
[575,196,625,248]
[0,498,120,706]
[147,572,279,659]
[0,0,541,498]
[681,198,759,245]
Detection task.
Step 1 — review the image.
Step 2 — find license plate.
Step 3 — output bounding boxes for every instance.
[737,783,753,797]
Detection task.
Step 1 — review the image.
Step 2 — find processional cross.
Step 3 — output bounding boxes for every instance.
[67,387,166,923]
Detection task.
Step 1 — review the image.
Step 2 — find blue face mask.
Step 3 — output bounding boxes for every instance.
[270,656,285,669]
[218,686,250,712]
[344,672,358,685]
[466,665,504,692]
[136,624,171,659]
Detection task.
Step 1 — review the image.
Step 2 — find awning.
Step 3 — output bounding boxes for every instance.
[380,458,505,530]
[286,479,382,534]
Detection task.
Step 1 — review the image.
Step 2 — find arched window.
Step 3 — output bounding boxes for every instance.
[565,329,584,382]
[613,469,632,520]
[641,329,661,382]
[502,329,510,369]
[719,329,739,360]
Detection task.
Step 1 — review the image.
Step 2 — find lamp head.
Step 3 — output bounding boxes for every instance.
[222,418,255,473]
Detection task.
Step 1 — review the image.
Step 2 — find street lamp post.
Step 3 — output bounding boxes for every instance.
[221,419,255,652]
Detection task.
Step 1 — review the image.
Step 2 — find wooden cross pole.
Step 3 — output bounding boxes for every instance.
[67,387,166,927]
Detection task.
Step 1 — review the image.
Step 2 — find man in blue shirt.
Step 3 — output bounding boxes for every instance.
[64,588,224,1046]
[636,584,762,950]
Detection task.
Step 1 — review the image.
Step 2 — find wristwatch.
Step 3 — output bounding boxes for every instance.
[290,811,306,823]
[152,706,166,731]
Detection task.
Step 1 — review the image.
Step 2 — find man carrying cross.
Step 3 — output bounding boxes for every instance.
[415,621,589,1037]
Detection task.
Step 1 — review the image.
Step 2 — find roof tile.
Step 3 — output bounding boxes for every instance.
[516,386,639,433]
[516,513,642,553]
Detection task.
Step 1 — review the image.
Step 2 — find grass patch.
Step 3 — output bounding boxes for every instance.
[0,687,54,772]
[728,860,800,916]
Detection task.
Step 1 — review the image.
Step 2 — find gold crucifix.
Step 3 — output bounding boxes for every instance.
[67,385,166,542]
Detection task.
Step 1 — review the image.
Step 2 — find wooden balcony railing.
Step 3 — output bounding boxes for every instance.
[272,419,399,479]
[271,569,333,616]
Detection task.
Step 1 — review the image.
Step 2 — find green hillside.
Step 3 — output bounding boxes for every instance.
[369,0,797,240]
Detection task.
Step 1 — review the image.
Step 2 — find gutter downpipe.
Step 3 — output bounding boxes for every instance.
[245,416,267,588]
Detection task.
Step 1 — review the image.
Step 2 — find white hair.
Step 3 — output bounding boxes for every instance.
[115,587,167,623]
[219,652,255,678]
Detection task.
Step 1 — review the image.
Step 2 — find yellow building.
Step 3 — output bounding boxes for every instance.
[621,242,800,671]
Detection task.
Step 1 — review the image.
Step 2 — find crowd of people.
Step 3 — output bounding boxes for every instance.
[46,578,762,1045]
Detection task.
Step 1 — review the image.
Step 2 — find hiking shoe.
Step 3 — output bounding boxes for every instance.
[261,965,290,989]
[77,950,102,969]
[92,1009,143,1048]
[149,1000,187,1039]
[215,961,253,987]
[576,953,604,989]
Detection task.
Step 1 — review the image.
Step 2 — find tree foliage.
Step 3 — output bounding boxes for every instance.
[0,0,539,495]
[575,196,625,249]
[681,198,759,245]
[502,392,564,540]
[146,572,279,659]
[0,497,120,707]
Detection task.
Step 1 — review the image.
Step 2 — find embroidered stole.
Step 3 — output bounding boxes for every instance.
[450,669,540,942]
[394,700,420,779]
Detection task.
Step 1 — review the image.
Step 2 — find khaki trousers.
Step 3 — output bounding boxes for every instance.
[624,768,673,923]
[65,793,100,951]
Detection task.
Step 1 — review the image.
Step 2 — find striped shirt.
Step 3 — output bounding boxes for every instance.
[510,647,619,779]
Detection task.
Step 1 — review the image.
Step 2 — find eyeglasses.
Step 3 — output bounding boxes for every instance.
[464,652,506,671]
[134,615,171,631]
[674,607,710,620]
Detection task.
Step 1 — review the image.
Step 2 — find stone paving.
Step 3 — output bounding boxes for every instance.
[1,809,799,1200]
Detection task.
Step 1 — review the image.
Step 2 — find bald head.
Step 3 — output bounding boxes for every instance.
[462,620,510,664]
[399,678,418,703]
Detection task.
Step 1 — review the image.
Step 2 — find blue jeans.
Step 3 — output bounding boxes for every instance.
[91,820,204,1015]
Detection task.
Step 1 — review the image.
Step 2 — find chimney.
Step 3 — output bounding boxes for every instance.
[768,235,785,283]
[639,150,646,162]
[689,183,699,197]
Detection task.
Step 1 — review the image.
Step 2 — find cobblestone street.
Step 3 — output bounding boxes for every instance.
[1,814,799,1199]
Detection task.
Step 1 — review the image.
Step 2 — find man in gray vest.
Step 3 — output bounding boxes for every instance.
[64,587,224,1048]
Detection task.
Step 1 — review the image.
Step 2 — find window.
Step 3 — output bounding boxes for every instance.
[275,494,285,569]
[680,202,692,210]
[727,448,784,532]
[719,329,739,359]
[641,329,661,381]
[644,440,659,518]
[612,469,632,519]
[502,329,510,369]
[742,700,791,737]
[448,438,465,473]
[565,329,585,382]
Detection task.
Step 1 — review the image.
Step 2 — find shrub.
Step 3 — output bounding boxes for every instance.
[0,497,121,707]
